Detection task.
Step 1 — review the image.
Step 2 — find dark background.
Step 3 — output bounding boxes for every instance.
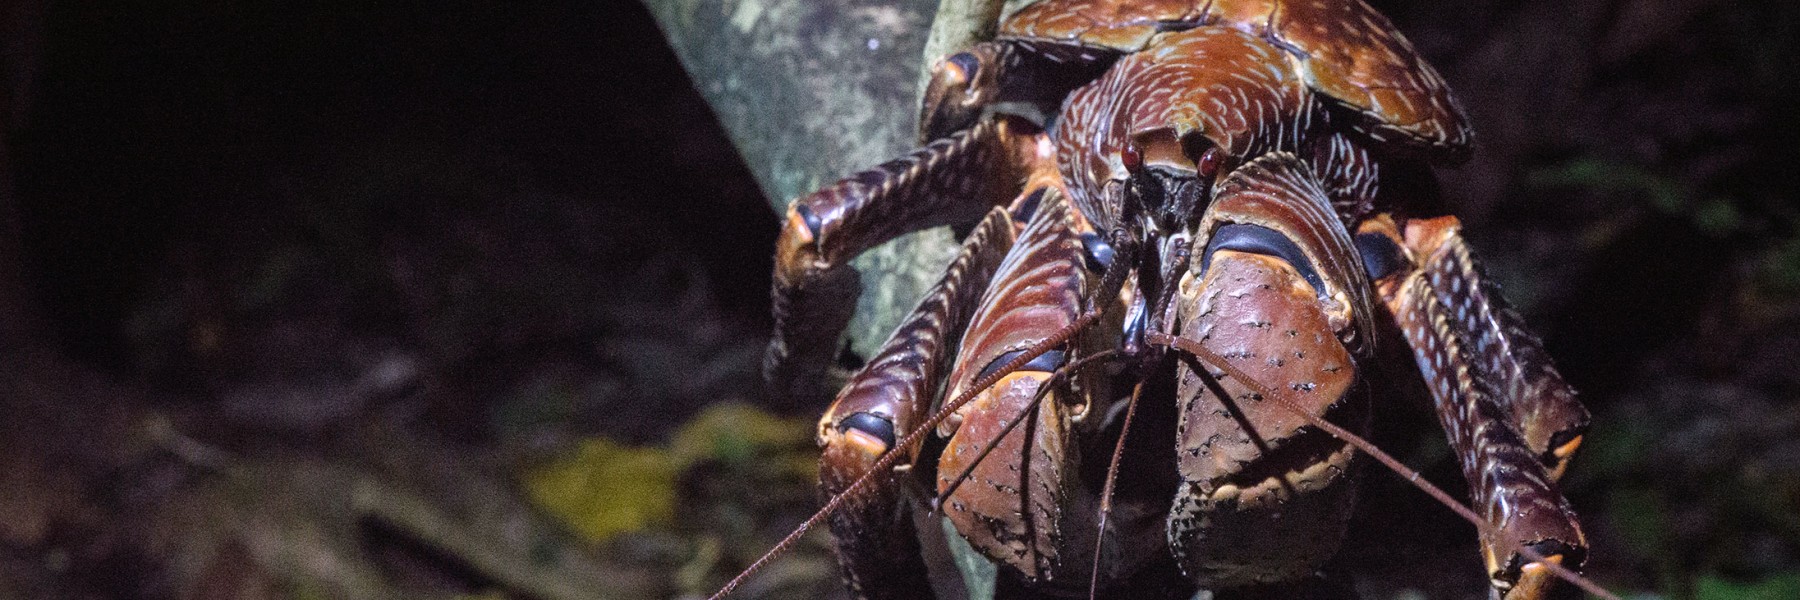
[1,0,1796,598]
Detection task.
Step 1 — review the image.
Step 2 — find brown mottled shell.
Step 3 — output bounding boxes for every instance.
[1174,152,1375,487]
[1054,27,1316,229]
[1003,0,1471,156]
[1168,253,1363,585]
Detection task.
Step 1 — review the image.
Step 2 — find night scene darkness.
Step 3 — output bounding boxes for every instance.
[1,0,1797,598]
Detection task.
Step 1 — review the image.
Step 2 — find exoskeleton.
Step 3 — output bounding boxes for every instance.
[756,1,1594,598]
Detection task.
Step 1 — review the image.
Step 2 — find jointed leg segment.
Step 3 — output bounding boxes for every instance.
[1360,215,1588,598]
[768,117,1047,406]
[1401,218,1589,478]
[816,208,1017,600]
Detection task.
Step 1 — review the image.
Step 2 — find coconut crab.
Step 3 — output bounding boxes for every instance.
[750,0,1597,598]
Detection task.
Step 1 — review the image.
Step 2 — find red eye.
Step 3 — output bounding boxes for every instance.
[1121,144,1143,172]
[1196,147,1221,179]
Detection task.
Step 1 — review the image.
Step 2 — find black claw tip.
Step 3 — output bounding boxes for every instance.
[1354,232,1407,280]
[947,52,980,81]
[839,412,896,450]
[794,203,824,239]
[1203,223,1327,298]
[976,348,1068,383]
[1081,231,1115,271]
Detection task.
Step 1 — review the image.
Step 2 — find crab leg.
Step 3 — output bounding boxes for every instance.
[768,116,1047,406]
[1358,215,1588,598]
[919,40,1118,141]
[934,189,1126,595]
[816,208,1018,600]
[1372,216,1590,478]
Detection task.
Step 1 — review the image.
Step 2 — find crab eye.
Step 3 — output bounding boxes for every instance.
[1121,144,1144,172]
[1179,134,1222,180]
[947,52,980,84]
[1195,147,1222,179]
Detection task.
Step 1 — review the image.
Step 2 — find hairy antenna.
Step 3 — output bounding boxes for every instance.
[1088,380,1145,599]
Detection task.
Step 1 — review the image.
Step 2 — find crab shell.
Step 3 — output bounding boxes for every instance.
[1053,26,1319,231]
[1003,0,1471,159]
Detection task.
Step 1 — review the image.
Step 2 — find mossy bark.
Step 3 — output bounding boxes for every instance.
[644,1,1012,597]
[641,0,1006,361]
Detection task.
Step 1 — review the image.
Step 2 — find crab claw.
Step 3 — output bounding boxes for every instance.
[1495,541,1586,600]
[766,200,860,407]
[919,44,1003,142]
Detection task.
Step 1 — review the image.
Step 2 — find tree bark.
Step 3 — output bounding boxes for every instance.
[642,0,1010,361]
[644,1,1012,597]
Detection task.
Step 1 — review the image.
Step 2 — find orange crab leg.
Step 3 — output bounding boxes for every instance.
[1358,214,1589,599]
[816,208,1017,600]
[1372,216,1591,478]
[768,116,1047,406]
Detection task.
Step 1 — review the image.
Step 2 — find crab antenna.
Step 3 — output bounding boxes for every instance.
[710,312,1103,600]
[1144,332,1619,600]
[1088,380,1145,600]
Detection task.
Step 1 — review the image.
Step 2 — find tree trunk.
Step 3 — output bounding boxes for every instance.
[643,1,1011,597]
[641,0,1006,362]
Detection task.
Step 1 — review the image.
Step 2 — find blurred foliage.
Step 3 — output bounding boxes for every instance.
[1754,238,1800,297]
[1695,573,1800,600]
[524,403,816,544]
[1528,159,1694,226]
[1565,378,1800,599]
[525,437,681,543]
[668,403,819,480]
[1527,156,1796,286]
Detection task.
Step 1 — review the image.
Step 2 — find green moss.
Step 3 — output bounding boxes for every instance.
[1527,158,1689,215]
[1754,238,1800,297]
[669,402,816,480]
[524,437,680,543]
[524,403,815,544]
